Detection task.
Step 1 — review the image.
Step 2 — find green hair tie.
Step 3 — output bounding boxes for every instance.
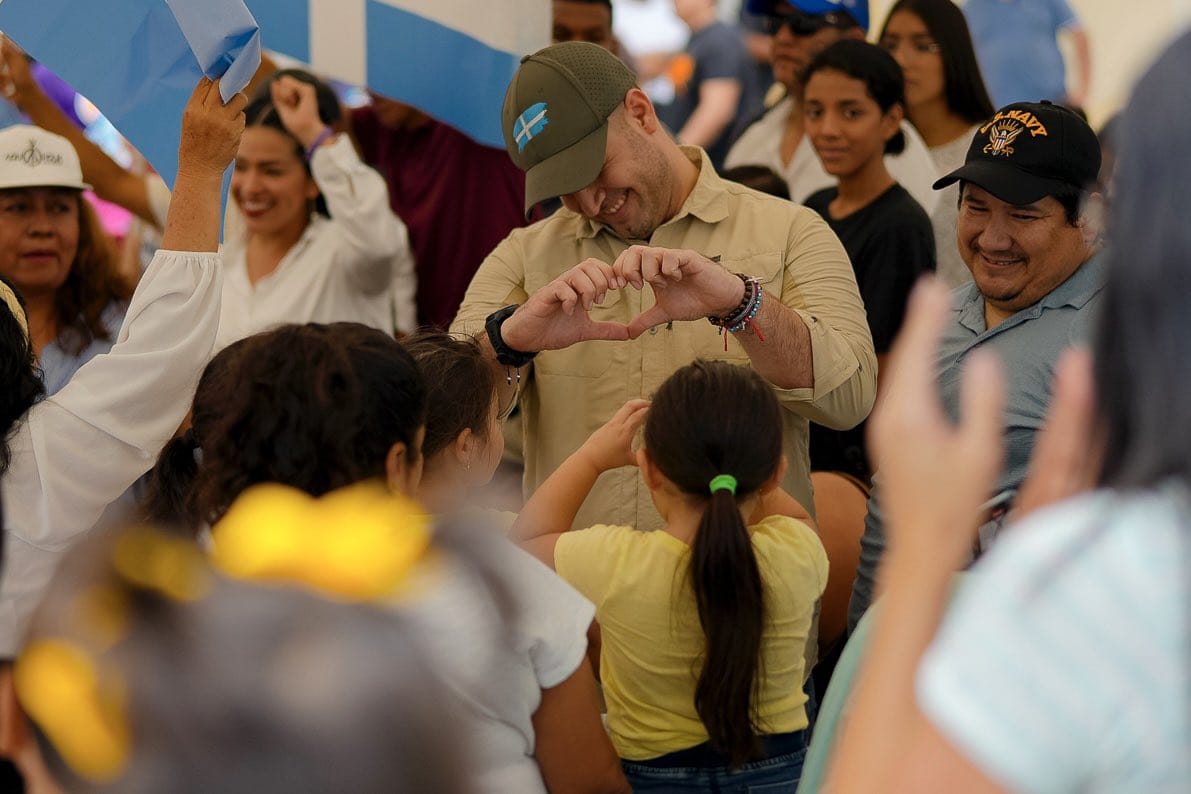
[708,475,737,495]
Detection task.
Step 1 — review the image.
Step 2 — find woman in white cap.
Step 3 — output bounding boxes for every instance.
[0,125,133,394]
[0,77,246,658]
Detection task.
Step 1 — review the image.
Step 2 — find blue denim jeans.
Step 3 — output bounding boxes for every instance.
[620,731,807,793]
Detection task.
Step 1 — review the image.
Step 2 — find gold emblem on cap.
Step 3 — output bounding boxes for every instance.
[982,120,1025,157]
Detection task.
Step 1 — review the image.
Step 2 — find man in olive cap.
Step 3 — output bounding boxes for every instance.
[453,41,875,531]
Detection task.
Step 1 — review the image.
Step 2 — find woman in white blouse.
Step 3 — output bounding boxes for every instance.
[214,70,413,348]
[0,77,246,657]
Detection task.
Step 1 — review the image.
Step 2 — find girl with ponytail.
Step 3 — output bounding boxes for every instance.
[513,359,827,790]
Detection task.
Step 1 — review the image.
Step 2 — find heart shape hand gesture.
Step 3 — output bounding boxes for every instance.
[499,248,747,353]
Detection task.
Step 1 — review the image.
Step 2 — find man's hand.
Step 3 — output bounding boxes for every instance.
[612,246,746,338]
[500,259,631,352]
[868,279,1005,570]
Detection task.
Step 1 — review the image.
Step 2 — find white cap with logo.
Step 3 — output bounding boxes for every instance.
[0,124,90,192]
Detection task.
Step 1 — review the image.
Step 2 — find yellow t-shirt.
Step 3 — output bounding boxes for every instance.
[554,515,828,761]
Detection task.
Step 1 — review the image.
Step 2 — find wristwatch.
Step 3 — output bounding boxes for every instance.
[485,304,538,368]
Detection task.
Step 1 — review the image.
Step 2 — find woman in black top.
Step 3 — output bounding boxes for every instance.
[802,40,936,482]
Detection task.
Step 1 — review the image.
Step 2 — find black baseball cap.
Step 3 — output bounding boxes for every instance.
[933,101,1100,205]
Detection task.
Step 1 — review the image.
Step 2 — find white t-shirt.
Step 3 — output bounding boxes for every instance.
[725,96,941,214]
[928,126,980,289]
[918,486,1191,793]
[396,533,596,794]
[612,0,689,57]
[1,250,223,655]
[214,136,415,348]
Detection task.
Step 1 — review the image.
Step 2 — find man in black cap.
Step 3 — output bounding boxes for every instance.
[453,41,876,533]
[849,100,1105,630]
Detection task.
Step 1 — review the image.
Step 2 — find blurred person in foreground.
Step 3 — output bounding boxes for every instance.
[0,518,474,794]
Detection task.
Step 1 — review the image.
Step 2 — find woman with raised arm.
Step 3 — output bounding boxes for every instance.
[0,77,246,657]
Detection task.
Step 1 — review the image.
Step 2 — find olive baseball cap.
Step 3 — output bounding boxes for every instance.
[502,42,637,213]
[933,101,1100,205]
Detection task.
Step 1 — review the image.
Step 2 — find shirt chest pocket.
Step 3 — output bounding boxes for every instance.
[672,250,784,364]
[533,287,626,379]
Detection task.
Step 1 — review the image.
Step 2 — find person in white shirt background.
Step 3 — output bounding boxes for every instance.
[216,69,412,348]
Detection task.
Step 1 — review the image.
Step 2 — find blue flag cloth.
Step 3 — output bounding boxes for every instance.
[244,0,549,148]
[0,0,261,188]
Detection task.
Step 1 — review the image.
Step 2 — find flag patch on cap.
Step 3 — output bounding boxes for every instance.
[513,102,549,152]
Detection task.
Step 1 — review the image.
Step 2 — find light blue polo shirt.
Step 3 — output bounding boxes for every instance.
[849,254,1106,630]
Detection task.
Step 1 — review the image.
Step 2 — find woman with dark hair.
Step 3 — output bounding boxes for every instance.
[879,0,995,287]
[0,124,134,394]
[802,39,935,482]
[0,52,414,344]
[0,78,246,657]
[147,322,428,531]
[142,321,628,794]
[513,360,827,789]
[216,70,413,347]
[824,29,1191,793]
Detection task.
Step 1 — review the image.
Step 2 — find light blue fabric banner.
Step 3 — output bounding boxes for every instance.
[0,0,261,188]
[244,0,549,148]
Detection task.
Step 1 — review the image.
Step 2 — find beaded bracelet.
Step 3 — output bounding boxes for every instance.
[708,274,765,350]
[708,273,755,328]
[724,282,762,333]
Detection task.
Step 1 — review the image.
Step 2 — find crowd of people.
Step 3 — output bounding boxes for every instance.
[0,1,1186,792]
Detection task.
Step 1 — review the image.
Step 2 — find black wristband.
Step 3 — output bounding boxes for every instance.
[485,304,538,368]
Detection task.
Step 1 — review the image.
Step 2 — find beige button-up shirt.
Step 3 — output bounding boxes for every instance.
[453,148,875,531]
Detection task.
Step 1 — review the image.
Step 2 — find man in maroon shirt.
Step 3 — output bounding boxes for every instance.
[349,97,529,330]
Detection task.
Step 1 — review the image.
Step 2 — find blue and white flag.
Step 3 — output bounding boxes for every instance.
[0,0,261,188]
[245,0,549,148]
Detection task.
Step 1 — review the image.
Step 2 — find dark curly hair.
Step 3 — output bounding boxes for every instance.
[401,330,497,461]
[52,195,134,357]
[141,335,255,529]
[149,323,427,531]
[1,273,45,475]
